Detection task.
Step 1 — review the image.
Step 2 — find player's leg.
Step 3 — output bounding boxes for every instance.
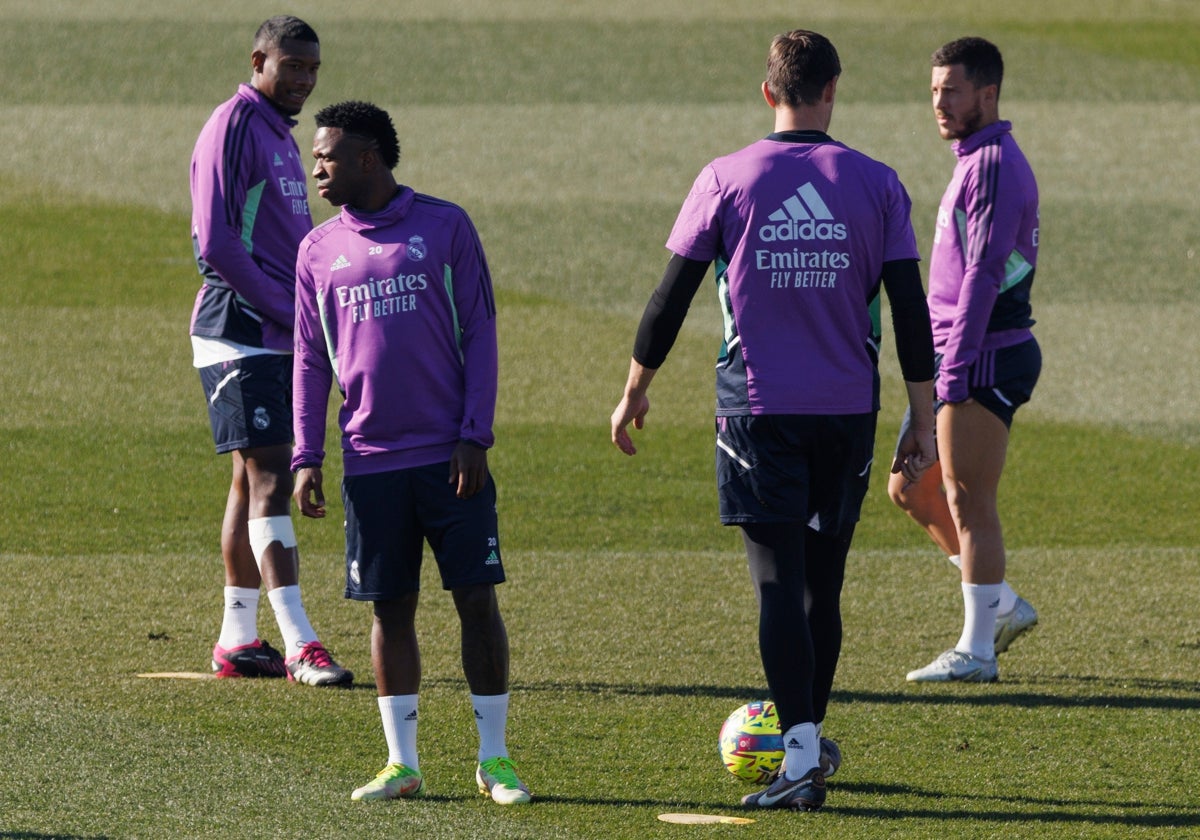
[351,595,426,801]
[740,521,826,812]
[804,524,851,781]
[805,524,850,732]
[906,400,1007,683]
[453,584,527,805]
[424,462,528,805]
[243,442,352,686]
[886,460,960,557]
[715,415,825,810]
[348,468,425,801]
[200,359,282,677]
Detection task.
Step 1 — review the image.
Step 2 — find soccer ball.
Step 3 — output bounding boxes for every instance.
[718,700,784,783]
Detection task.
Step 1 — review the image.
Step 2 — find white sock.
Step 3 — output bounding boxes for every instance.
[782,722,820,780]
[472,693,510,762]
[379,695,420,770]
[956,582,1003,660]
[266,585,317,657]
[949,556,1019,614]
[218,586,259,649]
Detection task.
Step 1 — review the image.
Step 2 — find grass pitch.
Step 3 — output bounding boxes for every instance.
[1,2,1199,838]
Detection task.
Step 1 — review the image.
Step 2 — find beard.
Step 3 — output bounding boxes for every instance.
[940,104,985,140]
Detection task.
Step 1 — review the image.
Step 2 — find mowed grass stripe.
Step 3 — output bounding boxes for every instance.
[4,101,1199,214]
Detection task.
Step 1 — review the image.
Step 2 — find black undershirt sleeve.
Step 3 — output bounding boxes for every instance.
[632,254,711,369]
[881,258,936,382]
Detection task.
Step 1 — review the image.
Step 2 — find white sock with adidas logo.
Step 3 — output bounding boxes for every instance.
[949,555,1018,614]
[782,722,819,781]
[472,693,510,762]
[379,695,420,770]
[218,586,259,649]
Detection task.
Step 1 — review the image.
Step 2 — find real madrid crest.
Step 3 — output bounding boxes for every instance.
[407,235,427,261]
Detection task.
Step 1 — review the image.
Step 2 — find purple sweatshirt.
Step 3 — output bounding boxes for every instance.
[189,84,312,351]
[291,187,498,476]
[667,133,919,416]
[928,120,1038,403]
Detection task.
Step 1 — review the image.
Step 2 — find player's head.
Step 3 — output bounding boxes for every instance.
[929,37,1002,140]
[932,37,1003,95]
[311,101,400,209]
[251,15,321,117]
[765,30,841,107]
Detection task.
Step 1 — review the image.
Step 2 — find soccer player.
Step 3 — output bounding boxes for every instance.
[189,16,351,686]
[894,37,1042,683]
[609,30,937,812]
[292,101,530,805]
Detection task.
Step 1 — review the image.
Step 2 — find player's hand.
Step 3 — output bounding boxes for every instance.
[294,467,326,518]
[890,427,937,485]
[450,441,489,499]
[610,392,650,456]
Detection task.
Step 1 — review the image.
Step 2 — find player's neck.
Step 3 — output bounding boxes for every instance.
[774,102,832,135]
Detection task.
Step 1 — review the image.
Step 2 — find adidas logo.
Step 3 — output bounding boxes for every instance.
[484,550,500,566]
[988,598,1001,609]
[758,182,847,242]
[273,153,284,167]
[787,737,804,749]
[330,254,352,272]
[404,710,418,721]
[230,600,247,609]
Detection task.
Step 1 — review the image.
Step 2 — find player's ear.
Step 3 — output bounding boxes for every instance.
[761,81,777,109]
[823,76,838,104]
[250,49,267,75]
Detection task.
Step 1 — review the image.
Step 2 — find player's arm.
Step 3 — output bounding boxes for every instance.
[290,252,333,516]
[448,213,498,497]
[881,258,937,481]
[939,162,1023,402]
[191,135,296,329]
[610,254,709,455]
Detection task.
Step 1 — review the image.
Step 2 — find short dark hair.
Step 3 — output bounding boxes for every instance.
[254,15,319,50]
[932,37,1003,94]
[765,30,841,107]
[314,100,401,170]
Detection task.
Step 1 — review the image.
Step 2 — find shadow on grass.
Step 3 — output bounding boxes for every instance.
[528,784,1200,830]
[0,834,109,839]
[831,780,1200,828]
[457,675,1200,712]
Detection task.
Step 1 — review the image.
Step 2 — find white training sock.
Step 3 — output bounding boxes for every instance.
[956,582,1003,660]
[949,556,1019,614]
[996,581,1019,615]
[782,722,820,780]
[471,693,510,762]
[379,695,420,770]
[266,585,317,657]
[218,586,259,649]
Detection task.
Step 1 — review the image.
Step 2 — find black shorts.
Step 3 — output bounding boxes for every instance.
[198,354,293,454]
[342,462,506,600]
[896,338,1041,446]
[715,413,877,533]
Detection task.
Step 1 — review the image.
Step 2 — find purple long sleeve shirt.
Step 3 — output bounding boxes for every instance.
[291,187,498,476]
[189,84,312,351]
[928,120,1039,403]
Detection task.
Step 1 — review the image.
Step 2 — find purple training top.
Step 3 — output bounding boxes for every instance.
[667,133,919,416]
[189,83,313,352]
[928,120,1039,403]
[292,187,498,476]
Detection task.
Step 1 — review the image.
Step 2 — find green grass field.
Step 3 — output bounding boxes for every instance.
[2,1,1199,837]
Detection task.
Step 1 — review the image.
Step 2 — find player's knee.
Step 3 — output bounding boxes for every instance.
[887,474,917,511]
